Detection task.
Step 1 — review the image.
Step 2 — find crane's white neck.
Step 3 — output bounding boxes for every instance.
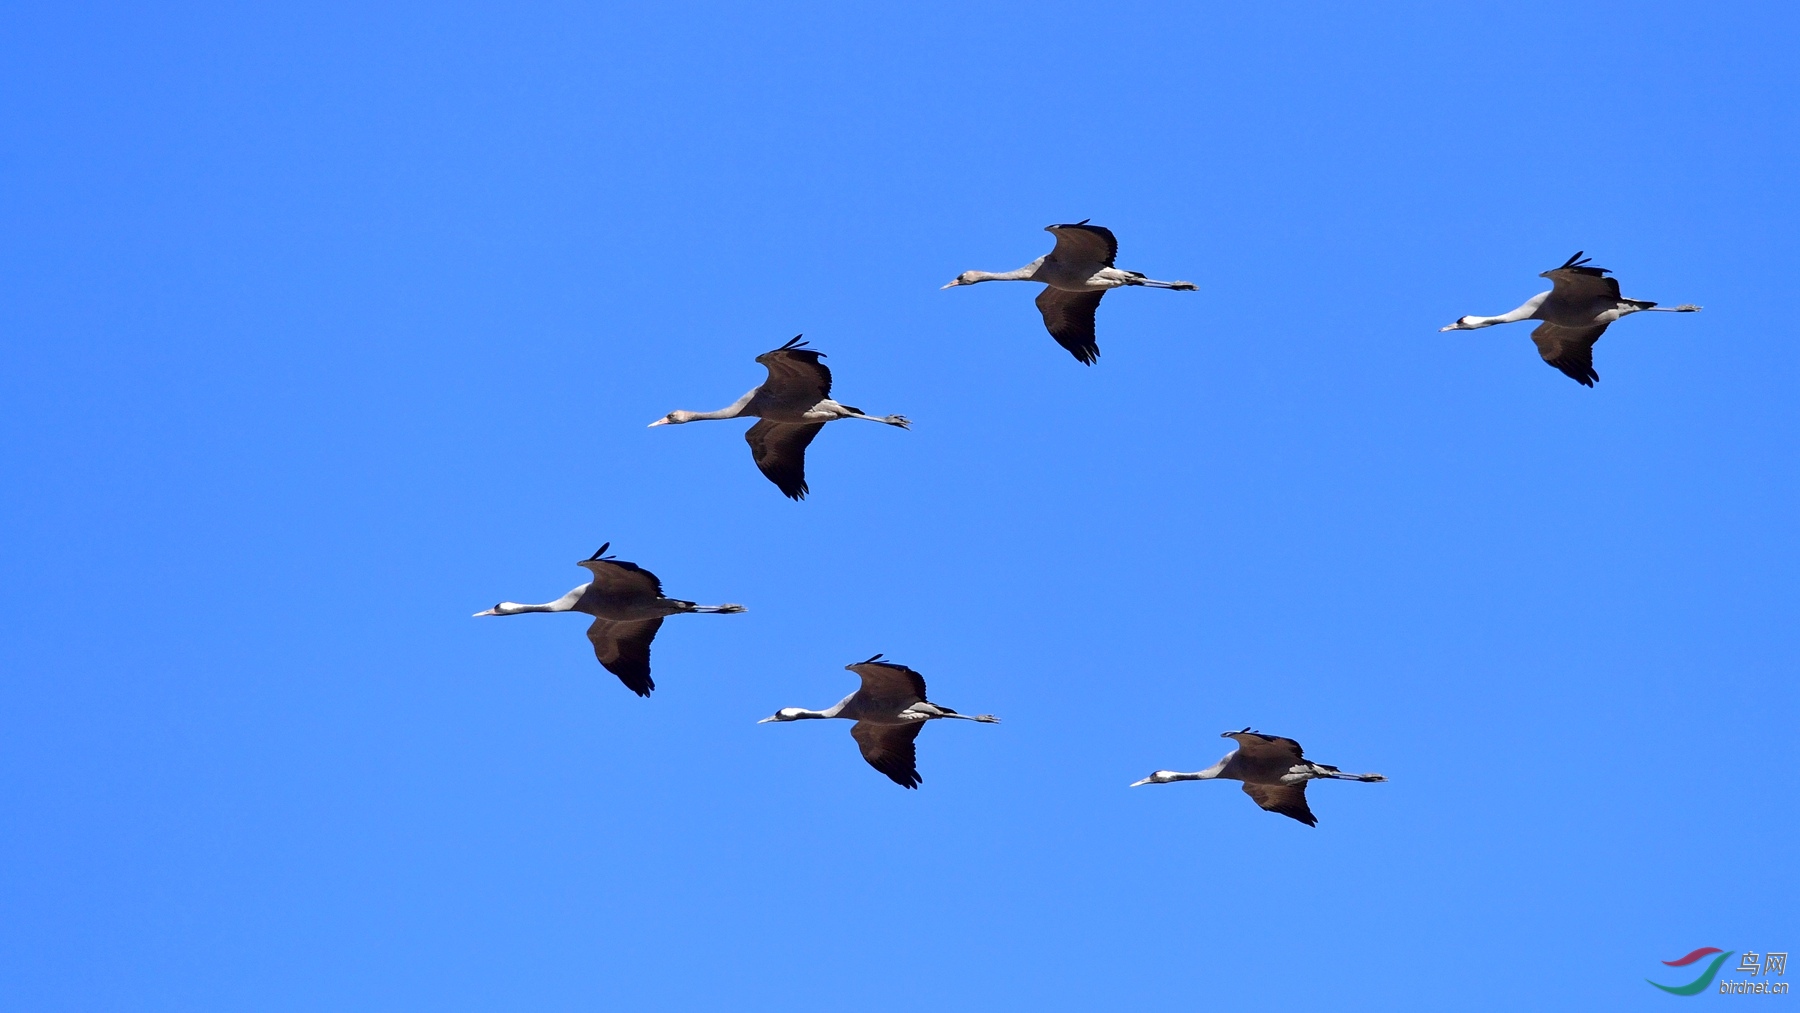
[484,601,562,615]
[1132,758,1228,786]
[1444,291,1548,330]
[973,266,1038,283]
[946,259,1044,287]
[651,390,755,426]
[475,586,584,616]
[762,695,851,722]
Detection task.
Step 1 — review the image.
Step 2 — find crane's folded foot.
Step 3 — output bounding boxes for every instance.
[886,415,911,429]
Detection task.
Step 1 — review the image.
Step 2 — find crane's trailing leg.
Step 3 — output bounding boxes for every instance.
[1294,765,1387,782]
[933,711,1001,723]
[805,399,910,428]
[848,412,910,428]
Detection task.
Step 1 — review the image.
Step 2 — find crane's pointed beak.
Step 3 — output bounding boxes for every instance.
[472,608,499,617]
[1129,776,1155,787]
[756,715,779,724]
[647,417,671,427]
[940,278,964,289]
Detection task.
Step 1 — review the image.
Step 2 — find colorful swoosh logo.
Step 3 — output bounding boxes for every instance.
[1663,947,1725,967]
[1648,949,1733,995]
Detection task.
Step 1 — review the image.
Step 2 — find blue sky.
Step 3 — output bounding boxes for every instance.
[3,3,1796,1009]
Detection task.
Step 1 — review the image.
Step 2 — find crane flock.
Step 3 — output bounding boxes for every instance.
[474,225,1702,818]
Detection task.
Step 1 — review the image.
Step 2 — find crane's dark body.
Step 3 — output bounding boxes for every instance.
[474,545,745,698]
[760,655,999,789]
[943,220,1196,365]
[650,337,908,500]
[743,341,838,499]
[1132,728,1386,827]
[1443,252,1700,386]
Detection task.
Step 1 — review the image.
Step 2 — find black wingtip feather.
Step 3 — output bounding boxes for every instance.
[1547,251,1608,277]
[879,765,922,789]
[588,542,610,560]
[603,664,655,698]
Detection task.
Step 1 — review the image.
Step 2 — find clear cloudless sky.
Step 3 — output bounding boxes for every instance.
[2,3,1796,1010]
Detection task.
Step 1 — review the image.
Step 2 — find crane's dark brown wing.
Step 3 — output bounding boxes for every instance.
[1242,782,1317,826]
[587,616,663,697]
[1035,287,1105,365]
[1542,254,1623,303]
[851,721,925,788]
[576,557,664,605]
[1224,730,1307,762]
[845,661,928,712]
[1531,321,1608,386]
[754,343,833,405]
[744,419,825,500]
[1045,222,1118,267]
